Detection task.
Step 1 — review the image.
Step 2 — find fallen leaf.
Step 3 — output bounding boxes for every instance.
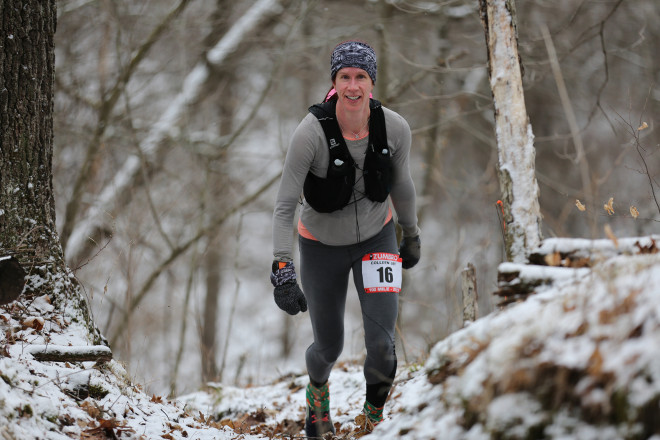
[630,206,639,219]
[83,418,134,438]
[635,238,658,254]
[21,316,44,331]
[219,419,235,429]
[565,257,591,268]
[167,423,183,431]
[81,401,101,419]
[638,121,648,131]
[587,346,603,376]
[575,199,586,211]
[544,252,562,267]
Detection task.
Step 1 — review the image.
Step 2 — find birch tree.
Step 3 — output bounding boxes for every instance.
[478,0,542,262]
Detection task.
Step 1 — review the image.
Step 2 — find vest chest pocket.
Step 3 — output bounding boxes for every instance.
[363,144,393,203]
[303,161,355,213]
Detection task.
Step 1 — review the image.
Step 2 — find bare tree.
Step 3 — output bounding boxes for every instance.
[0,0,101,342]
[479,0,542,262]
[58,0,193,254]
[63,0,286,267]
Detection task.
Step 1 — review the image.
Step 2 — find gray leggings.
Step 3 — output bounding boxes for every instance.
[299,221,398,386]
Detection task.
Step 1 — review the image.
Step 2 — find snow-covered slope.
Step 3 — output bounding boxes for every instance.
[384,251,660,439]
[2,242,659,439]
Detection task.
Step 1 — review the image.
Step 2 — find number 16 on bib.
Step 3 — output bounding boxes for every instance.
[362,253,403,293]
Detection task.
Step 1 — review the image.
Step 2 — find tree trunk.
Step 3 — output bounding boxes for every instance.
[0,0,102,343]
[199,0,236,385]
[479,0,542,263]
[1,1,59,265]
[201,247,220,382]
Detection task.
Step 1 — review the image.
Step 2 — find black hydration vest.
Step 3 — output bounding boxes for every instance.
[303,99,393,213]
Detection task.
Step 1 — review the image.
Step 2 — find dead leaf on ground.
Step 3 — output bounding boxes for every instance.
[82,418,135,438]
[635,238,658,254]
[587,346,603,377]
[564,257,591,268]
[21,316,44,331]
[544,252,562,266]
[81,400,101,419]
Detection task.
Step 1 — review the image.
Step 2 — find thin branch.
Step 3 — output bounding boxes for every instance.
[65,0,285,264]
[611,101,660,218]
[61,0,193,248]
[109,172,281,346]
[586,0,625,133]
[207,0,315,158]
[218,214,245,382]
[122,91,175,251]
[541,25,595,237]
[169,249,198,397]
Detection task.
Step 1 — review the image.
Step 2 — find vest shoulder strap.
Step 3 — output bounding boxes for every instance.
[367,99,386,150]
[309,99,386,151]
[308,100,352,164]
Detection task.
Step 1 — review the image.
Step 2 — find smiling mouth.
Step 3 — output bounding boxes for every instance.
[347,96,361,101]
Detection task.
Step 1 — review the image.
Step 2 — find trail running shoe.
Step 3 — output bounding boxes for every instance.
[305,382,335,437]
[353,401,384,437]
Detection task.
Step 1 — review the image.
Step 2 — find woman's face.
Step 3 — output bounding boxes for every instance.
[333,67,374,111]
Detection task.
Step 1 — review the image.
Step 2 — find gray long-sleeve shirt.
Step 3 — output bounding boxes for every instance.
[272,105,419,261]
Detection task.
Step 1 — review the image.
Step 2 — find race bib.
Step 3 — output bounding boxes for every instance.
[362,253,403,293]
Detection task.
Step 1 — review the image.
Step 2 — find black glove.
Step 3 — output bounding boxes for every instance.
[399,235,421,269]
[270,260,307,315]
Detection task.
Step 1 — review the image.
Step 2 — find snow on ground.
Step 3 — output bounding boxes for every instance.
[0,294,255,440]
[1,239,659,439]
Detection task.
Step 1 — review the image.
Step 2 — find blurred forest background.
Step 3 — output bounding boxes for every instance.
[52,0,659,396]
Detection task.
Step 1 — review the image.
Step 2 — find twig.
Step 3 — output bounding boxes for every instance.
[635,130,660,215]
[542,25,595,237]
[110,172,281,346]
[586,0,625,132]
[218,214,245,382]
[61,0,193,249]
[612,100,660,217]
[72,235,113,272]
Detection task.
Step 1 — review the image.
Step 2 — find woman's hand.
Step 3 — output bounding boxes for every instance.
[270,261,308,315]
[399,235,421,269]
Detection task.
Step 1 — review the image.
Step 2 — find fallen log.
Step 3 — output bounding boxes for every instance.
[495,263,591,305]
[528,235,658,267]
[461,263,479,325]
[495,235,658,306]
[27,345,113,363]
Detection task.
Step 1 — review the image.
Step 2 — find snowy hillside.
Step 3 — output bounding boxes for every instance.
[1,236,659,439]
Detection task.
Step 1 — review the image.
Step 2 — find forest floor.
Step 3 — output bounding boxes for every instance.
[1,236,659,439]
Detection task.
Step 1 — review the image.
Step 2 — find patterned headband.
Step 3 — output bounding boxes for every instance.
[330,41,377,83]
